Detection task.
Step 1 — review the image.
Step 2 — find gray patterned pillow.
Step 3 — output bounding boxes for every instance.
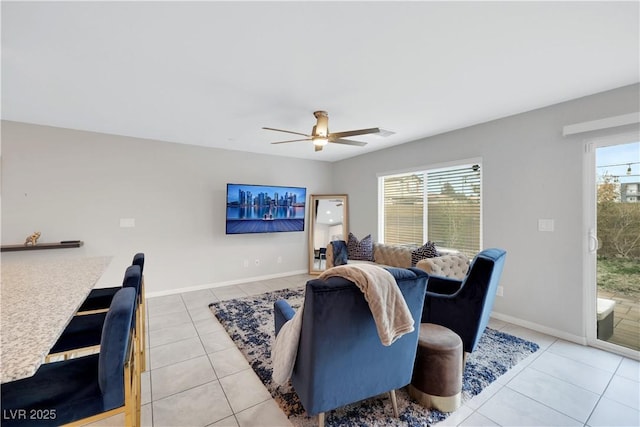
[347,233,373,261]
[411,241,439,266]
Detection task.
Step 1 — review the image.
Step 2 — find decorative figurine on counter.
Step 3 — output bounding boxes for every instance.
[24,231,41,246]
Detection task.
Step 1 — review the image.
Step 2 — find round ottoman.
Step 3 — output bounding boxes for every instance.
[408,323,463,412]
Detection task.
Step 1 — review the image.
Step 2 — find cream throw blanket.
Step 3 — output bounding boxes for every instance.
[272,264,414,385]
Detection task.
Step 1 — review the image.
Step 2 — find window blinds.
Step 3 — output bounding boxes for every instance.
[381,164,481,256]
[426,165,481,256]
[382,173,424,246]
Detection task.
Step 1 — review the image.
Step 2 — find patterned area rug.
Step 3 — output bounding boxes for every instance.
[209,287,540,426]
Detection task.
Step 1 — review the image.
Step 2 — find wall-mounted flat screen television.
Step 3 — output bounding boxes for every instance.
[226,184,307,234]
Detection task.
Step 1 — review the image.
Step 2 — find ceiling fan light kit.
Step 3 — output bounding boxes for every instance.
[312,136,328,147]
[263,110,380,152]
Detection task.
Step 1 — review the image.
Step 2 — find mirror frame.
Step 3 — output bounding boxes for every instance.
[308,194,348,275]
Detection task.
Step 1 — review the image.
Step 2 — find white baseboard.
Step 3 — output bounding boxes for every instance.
[492,312,640,360]
[145,269,309,299]
[491,311,587,345]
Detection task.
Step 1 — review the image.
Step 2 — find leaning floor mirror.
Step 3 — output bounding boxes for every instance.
[308,194,348,274]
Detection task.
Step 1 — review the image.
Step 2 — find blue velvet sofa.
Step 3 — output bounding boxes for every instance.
[274,267,428,425]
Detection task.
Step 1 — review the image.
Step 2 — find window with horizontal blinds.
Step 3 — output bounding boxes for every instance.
[381,173,424,246]
[426,165,481,256]
[379,163,481,257]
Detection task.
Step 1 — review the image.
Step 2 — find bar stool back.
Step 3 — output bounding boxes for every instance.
[1,287,140,427]
[46,265,141,362]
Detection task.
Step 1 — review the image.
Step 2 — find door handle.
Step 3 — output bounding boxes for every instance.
[588,230,599,253]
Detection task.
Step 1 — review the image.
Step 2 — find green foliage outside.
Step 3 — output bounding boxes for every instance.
[595,178,639,298]
[597,177,640,259]
[597,202,640,259]
[597,256,640,299]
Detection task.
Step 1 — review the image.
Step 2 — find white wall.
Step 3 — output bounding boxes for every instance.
[331,83,640,341]
[0,121,333,295]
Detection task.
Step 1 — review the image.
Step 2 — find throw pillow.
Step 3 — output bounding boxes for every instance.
[347,233,374,261]
[331,240,348,266]
[411,241,439,266]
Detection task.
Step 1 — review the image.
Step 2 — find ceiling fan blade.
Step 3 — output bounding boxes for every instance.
[329,127,380,139]
[329,138,368,147]
[262,127,310,137]
[270,138,312,144]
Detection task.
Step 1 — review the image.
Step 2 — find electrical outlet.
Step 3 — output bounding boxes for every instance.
[255,258,260,266]
[496,286,504,297]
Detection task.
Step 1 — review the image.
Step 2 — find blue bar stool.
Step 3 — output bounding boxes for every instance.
[46,265,141,363]
[76,253,146,371]
[77,253,145,315]
[1,287,140,426]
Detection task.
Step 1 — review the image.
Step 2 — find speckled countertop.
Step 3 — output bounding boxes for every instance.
[1,256,112,383]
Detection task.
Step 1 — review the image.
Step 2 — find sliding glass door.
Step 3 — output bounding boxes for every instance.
[585,135,639,356]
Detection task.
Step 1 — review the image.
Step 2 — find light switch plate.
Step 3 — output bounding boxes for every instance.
[538,219,554,232]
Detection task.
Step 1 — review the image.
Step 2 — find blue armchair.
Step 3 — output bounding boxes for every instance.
[274,267,428,426]
[421,248,507,354]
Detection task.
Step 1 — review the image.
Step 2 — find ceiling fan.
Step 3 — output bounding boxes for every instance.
[263,111,380,152]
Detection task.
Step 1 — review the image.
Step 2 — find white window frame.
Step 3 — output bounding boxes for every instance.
[377,157,483,254]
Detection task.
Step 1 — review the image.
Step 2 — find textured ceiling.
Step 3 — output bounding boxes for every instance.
[2,1,638,162]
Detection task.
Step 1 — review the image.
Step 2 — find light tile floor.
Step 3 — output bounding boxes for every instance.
[133,274,638,427]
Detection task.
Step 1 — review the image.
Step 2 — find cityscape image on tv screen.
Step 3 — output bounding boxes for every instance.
[226,184,307,234]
